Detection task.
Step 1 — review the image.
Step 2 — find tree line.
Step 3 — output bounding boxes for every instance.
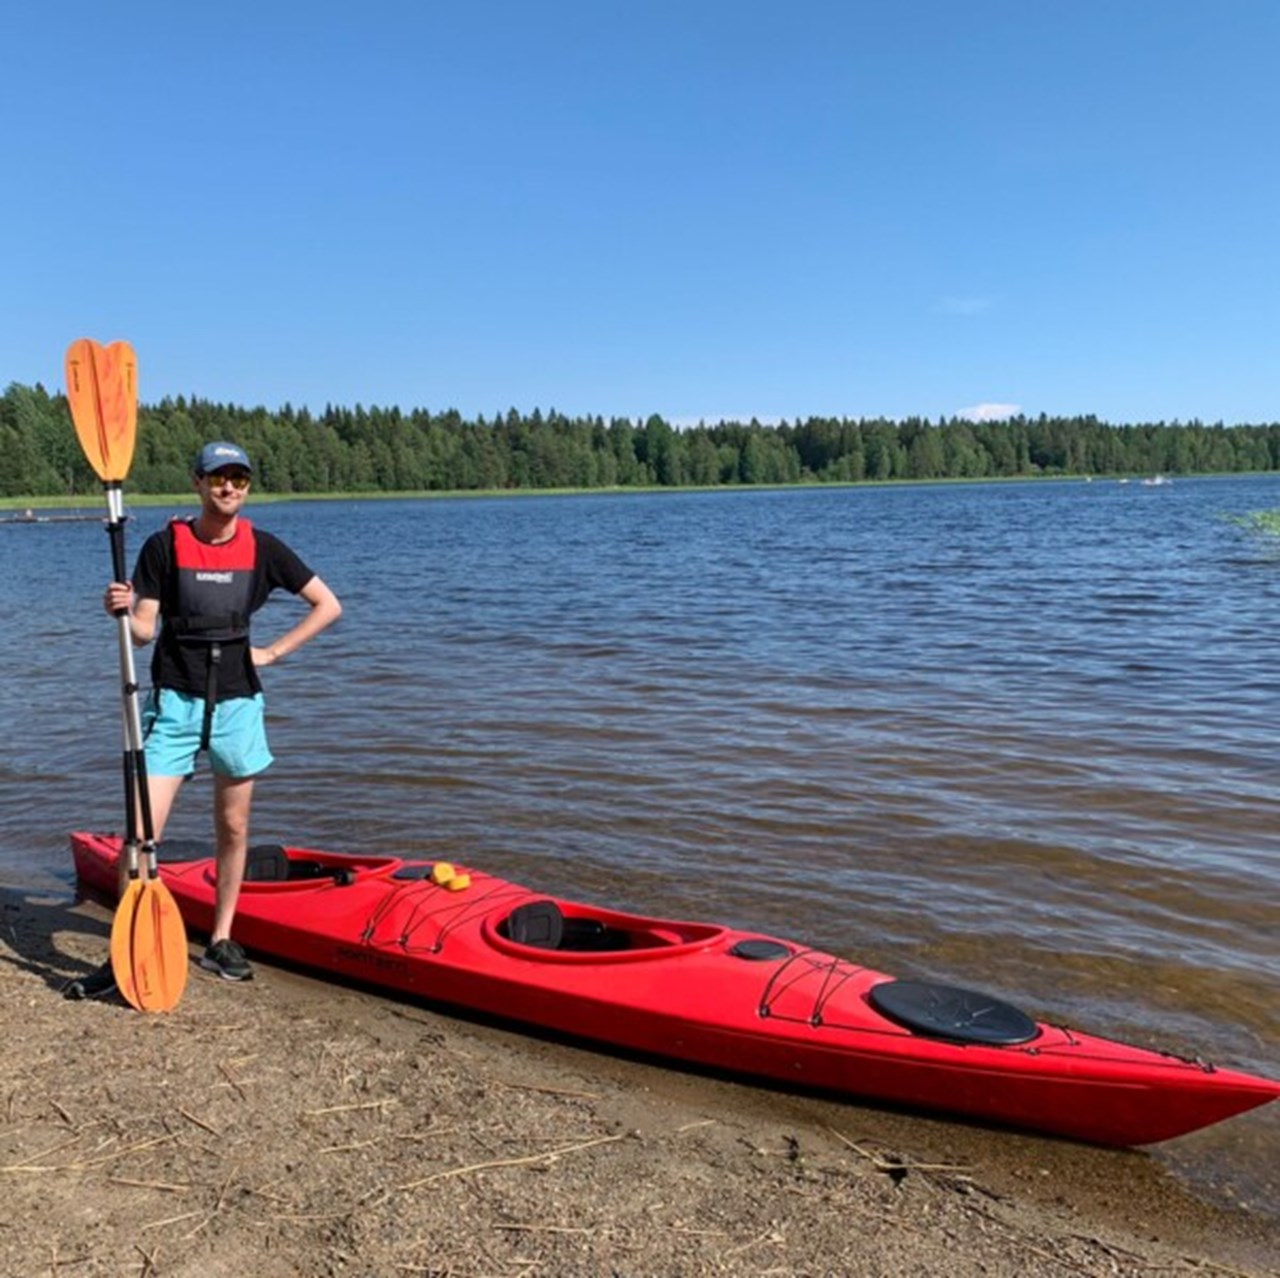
[3,380,1278,497]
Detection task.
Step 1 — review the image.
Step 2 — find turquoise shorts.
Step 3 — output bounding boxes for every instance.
[142,689,274,779]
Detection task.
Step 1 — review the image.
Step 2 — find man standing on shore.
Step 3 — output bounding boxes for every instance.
[65,441,341,998]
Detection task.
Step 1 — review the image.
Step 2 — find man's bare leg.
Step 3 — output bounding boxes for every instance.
[210,775,254,942]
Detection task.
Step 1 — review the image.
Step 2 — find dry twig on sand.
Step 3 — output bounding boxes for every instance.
[394,1132,627,1192]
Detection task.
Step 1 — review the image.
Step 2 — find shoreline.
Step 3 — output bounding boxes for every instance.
[3,883,1277,1277]
[3,468,1278,512]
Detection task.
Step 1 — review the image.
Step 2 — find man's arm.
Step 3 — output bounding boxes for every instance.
[103,530,166,645]
[251,576,342,668]
[102,584,160,647]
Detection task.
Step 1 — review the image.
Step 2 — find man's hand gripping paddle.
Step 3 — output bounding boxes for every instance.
[65,339,188,1012]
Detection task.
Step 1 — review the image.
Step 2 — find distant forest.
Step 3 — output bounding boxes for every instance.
[3,380,1278,497]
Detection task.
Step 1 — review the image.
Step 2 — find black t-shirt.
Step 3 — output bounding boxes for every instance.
[133,520,315,701]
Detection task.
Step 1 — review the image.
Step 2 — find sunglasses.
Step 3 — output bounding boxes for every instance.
[204,471,251,491]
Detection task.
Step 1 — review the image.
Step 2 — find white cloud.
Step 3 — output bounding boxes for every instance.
[957,402,1021,422]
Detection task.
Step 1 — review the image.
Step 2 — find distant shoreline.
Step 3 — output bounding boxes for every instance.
[3,470,1277,512]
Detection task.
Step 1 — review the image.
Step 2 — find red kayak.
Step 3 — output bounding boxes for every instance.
[70,832,1280,1146]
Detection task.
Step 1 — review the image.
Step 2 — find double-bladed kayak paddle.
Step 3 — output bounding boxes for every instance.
[65,338,188,1012]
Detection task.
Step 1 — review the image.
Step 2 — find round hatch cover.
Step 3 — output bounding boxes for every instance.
[869,980,1040,1046]
[729,939,792,961]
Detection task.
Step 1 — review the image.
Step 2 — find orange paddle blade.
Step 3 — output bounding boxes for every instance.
[109,878,189,1012]
[130,881,189,1012]
[109,879,145,1010]
[65,338,138,483]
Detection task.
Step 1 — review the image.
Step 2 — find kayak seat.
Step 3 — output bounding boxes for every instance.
[868,980,1040,1047]
[501,901,633,953]
[504,900,564,949]
[244,845,290,881]
[243,845,331,883]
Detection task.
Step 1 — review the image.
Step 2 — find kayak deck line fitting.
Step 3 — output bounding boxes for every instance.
[71,833,1280,1147]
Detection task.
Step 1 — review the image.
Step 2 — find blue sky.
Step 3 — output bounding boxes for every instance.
[4,1,1277,424]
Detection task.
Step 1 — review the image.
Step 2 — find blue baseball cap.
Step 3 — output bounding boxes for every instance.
[194,441,253,475]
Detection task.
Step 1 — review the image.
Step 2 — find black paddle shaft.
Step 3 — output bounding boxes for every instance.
[103,489,157,856]
[105,490,129,593]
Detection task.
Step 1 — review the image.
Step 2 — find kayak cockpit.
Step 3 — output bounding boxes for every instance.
[484,898,725,962]
[236,844,401,890]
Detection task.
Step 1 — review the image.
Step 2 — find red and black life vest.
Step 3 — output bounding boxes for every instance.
[168,517,257,644]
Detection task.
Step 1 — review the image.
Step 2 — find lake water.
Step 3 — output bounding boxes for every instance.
[3,476,1277,1212]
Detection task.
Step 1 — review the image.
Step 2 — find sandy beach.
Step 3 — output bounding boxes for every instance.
[1,887,1276,1278]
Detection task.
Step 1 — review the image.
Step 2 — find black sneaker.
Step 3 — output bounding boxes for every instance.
[199,938,253,982]
[62,960,119,1001]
